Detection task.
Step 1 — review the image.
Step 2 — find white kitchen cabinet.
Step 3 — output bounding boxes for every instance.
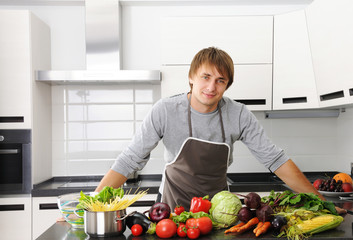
[125,194,157,215]
[0,196,31,240]
[0,10,53,186]
[32,197,62,240]
[273,10,319,110]
[161,65,272,111]
[161,16,273,65]
[305,0,353,108]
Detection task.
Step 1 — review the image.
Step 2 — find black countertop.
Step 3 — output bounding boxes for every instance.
[31,172,339,197]
[38,210,353,240]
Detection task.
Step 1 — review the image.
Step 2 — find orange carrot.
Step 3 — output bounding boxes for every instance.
[253,221,264,234]
[255,221,271,237]
[225,217,259,234]
[224,222,245,233]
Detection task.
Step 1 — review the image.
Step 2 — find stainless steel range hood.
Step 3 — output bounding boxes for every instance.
[36,0,161,84]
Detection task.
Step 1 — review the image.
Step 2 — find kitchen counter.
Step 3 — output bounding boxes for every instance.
[37,210,353,240]
[31,172,339,197]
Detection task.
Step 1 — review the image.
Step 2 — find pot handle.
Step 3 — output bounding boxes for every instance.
[74,209,84,218]
[115,211,137,222]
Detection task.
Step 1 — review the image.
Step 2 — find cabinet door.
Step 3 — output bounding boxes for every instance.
[125,194,157,215]
[161,16,273,65]
[0,10,31,129]
[305,0,353,107]
[161,65,272,111]
[0,197,31,240]
[224,65,272,111]
[273,10,319,110]
[32,197,62,239]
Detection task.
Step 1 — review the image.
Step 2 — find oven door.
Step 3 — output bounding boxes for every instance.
[0,130,31,194]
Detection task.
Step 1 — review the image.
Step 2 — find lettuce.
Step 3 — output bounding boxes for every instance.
[77,186,124,209]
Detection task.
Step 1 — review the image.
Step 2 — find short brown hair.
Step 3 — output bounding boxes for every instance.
[188,47,234,90]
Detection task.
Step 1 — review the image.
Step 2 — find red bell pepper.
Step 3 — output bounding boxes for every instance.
[190,195,212,213]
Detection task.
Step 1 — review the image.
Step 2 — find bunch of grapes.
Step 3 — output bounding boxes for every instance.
[319,178,343,192]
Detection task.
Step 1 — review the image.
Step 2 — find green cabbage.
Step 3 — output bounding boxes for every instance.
[209,191,242,227]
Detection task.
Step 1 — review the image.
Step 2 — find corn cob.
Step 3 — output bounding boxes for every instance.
[296,214,343,235]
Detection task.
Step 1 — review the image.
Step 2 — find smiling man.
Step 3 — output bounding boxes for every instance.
[96,47,345,214]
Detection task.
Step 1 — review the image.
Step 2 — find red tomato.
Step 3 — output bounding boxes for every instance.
[131,224,143,236]
[177,224,188,237]
[156,219,177,238]
[195,216,213,235]
[186,218,197,228]
[187,227,200,239]
[174,205,185,215]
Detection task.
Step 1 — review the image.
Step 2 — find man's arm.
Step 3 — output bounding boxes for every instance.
[274,159,324,200]
[95,169,127,192]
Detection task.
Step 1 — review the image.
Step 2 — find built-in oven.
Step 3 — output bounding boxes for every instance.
[0,129,31,194]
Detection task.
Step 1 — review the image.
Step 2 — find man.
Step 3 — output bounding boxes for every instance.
[96,47,345,214]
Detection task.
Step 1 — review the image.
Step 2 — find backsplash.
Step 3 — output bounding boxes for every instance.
[52,84,352,177]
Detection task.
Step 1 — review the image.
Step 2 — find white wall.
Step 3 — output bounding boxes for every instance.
[1,1,352,176]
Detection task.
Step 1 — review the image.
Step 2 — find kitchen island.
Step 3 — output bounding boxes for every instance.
[37,212,353,240]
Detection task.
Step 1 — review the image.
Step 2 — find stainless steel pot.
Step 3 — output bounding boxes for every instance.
[76,209,135,238]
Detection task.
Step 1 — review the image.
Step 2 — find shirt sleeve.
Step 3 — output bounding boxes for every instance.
[238,105,289,172]
[111,100,165,178]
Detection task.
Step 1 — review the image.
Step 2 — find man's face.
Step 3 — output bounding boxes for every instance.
[189,64,229,113]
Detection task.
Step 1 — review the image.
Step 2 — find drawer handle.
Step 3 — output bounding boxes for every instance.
[233,99,266,105]
[39,203,59,210]
[320,90,344,101]
[0,204,25,211]
[349,88,353,96]
[0,116,24,123]
[282,97,307,104]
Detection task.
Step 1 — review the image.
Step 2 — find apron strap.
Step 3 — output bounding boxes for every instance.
[187,93,226,142]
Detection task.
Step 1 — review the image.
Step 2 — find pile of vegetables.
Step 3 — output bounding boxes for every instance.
[261,190,344,239]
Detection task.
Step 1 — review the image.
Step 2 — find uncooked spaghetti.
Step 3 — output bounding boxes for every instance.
[80,188,148,212]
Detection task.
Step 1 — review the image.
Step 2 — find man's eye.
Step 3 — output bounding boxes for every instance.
[218,80,226,84]
[202,76,209,79]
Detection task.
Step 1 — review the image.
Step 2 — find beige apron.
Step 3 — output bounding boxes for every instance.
[162,97,230,211]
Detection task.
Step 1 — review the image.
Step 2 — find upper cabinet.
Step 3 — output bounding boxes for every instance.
[161,16,273,111]
[161,16,273,65]
[0,10,51,129]
[305,0,353,108]
[273,10,319,110]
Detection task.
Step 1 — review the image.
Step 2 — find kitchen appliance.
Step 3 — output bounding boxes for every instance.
[36,0,161,84]
[0,129,31,194]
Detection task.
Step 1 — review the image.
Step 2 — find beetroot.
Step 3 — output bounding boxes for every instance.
[256,204,274,222]
[237,206,255,223]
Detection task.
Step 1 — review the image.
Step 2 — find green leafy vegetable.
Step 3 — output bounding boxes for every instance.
[262,190,337,215]
[77,186,124,209]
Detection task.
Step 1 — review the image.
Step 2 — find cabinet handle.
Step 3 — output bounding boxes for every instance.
[282,97,307,104]
[0,204,25,211]
[320,90,344,101]
[349,88,353,96]
[39,203,59,210]
[0,149,19,154]
[0,116,24,123]
[234,99,266,105]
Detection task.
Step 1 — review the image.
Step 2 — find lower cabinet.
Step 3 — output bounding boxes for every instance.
[32,197,62,239]
[0,196,32,240]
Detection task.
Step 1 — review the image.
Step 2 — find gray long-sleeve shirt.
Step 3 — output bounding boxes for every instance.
[111,93,289,181]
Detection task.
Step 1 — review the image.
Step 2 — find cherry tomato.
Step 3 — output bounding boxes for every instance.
[177,224,188,237]
[195,216,213,235]
[174,205,185,215]
[187,227,200,239]
[131,224,143,236]
[156,219,177,238]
